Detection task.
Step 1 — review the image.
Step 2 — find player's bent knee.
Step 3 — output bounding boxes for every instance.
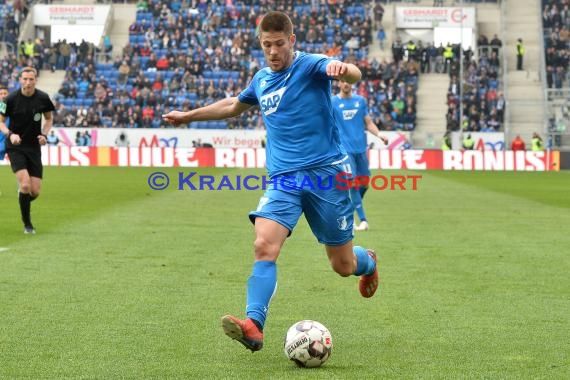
[331,262,354,277]
[19,184,32,194]
[253,237,279,261]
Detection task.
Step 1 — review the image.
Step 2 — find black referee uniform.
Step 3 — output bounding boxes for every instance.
[1,86,55,233]
[3,88,55,177]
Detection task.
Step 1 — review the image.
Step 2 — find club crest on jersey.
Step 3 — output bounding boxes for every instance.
[342,109,358,120]
[34,113,42,121]
[260,87,286,116]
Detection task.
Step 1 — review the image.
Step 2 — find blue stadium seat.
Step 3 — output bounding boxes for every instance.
[146,71,156,81]
[171,1,181,12]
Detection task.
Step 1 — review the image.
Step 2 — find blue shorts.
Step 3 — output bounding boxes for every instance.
[249,162,354,246]
[347,152,371,179]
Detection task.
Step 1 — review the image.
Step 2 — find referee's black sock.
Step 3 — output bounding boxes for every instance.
[19,192,32,227]
[30,195,38,202]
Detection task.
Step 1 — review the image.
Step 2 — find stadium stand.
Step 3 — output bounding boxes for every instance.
[542,0,570,148]
[1,1,422,134]
[443,37,504,132]
[543,0,569,95]
[9,0,564,149]
[50,1,417,130]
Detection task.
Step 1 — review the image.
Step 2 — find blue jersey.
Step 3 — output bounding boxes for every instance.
[238,51,345,178]
[331,94,369,154]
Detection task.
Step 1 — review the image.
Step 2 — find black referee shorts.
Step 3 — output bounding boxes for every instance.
[7,148,43,178]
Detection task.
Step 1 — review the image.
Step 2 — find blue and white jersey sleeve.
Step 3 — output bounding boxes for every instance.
[238,51,346,178]
[331,94,369,154]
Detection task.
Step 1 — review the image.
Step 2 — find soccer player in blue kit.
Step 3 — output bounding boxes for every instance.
[162,11,379,352]
[332,79,388,232]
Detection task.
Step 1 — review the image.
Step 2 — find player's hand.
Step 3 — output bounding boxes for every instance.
[38,134,47,146]
[380,136,389,145]
[326,60,348,78]
[9,133,21,145]
[162,111,189,126]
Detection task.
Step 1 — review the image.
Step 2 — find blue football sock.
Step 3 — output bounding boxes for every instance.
[246,261,277,329]
[353,246,375,276]
[350,187,367,223]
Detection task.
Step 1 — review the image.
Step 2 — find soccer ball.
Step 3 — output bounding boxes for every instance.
[284,320,333,368]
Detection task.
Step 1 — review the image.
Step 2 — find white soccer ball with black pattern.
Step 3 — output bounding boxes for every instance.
[284,320,333,368]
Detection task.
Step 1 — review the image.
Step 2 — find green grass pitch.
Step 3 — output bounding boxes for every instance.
[1,167,569,379]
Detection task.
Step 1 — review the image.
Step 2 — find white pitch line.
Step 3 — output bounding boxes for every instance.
[0,247,9,252]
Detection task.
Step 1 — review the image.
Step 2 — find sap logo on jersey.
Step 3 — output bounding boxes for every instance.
[260,87,286,115]
[342,109,358,120]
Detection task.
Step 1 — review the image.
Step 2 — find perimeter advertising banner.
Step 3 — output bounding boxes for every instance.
[44,128,412,150]
[0,148,559,171]
[41,128,505,151]
[395,7,476,28]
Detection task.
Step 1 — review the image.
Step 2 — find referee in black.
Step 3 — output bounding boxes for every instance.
[0,67,55,234]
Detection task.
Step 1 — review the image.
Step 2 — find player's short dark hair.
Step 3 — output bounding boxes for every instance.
[259,11,293,36]
[20,66,37,78]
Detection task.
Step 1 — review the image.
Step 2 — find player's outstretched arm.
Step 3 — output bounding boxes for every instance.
[162,97,252,126]
[326,61,362,84]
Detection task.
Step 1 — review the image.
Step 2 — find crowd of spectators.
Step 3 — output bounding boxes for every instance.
[0,0,29,50]
[342,56,418,131]
[51,0,377,130]
[1,0,423,133]
[542,0,570,96]
[543,0,570,146]
[443,36,505,133]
